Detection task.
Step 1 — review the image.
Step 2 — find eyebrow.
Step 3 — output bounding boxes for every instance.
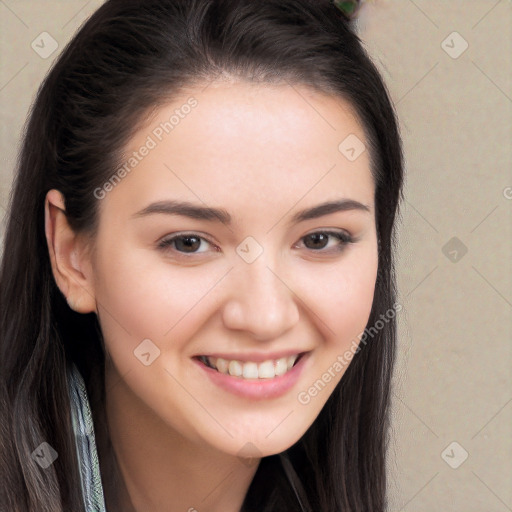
[131,198,371,224]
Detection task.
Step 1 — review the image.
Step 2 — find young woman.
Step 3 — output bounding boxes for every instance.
[0,0,404,510]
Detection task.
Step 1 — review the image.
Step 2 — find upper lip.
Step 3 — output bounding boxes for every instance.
[194,349,310,363]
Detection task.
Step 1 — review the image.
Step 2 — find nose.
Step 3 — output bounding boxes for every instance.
[221,258,300,341]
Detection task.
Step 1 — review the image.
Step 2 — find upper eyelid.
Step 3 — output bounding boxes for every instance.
[158,232,217,249]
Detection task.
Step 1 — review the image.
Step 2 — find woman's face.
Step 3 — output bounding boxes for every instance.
[85,81,378,458]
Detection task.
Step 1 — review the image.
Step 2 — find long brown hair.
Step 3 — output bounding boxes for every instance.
[0,1,404,510]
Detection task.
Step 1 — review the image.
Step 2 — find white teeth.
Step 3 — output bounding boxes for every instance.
[242,362,259,379]
[203,354,301,379]
[216,357,229,374]
[258,360,275,379]
[275,358,288,376]
[228,360,243,377]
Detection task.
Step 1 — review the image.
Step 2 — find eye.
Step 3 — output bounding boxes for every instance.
[298,230,354,252]
[157,230,355,257]
[157,233,217,254]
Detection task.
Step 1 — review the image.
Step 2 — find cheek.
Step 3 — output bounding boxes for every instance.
[296,249,378,347]
[91,242,224,351]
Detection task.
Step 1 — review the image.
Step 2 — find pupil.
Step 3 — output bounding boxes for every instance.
[305,233,328,250]
[176,236,200,252]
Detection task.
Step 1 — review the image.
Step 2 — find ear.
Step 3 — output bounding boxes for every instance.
[44,189,97,314]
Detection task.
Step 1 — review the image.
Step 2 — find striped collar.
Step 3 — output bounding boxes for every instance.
[67,363,108,512]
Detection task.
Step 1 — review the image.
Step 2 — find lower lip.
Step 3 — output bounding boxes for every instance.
[193,353,310,400]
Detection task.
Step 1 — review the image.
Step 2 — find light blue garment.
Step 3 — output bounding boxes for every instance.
[67,363,108,512]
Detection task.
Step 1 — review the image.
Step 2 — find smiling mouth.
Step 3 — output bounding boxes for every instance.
[195,353,306,380]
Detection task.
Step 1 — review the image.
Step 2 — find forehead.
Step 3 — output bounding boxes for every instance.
[106,81,374,219]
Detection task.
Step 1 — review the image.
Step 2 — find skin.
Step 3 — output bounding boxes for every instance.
[45,80,378,512]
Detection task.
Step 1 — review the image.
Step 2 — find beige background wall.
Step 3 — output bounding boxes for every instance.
[1,1,511,510]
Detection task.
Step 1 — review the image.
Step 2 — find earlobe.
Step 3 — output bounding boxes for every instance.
[44,189,96,314]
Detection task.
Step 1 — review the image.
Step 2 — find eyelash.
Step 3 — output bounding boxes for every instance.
[157,230,355,257]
